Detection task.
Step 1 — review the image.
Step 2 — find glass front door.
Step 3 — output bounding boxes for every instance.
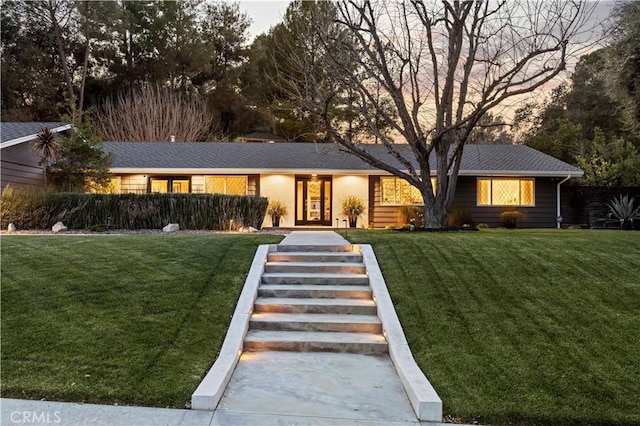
[295,176,332,226]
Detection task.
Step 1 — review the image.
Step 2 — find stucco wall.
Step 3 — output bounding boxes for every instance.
[260,174,296,228]
[332,175,370,228]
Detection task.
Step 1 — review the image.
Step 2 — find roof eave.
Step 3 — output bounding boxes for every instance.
[0,124,73,150]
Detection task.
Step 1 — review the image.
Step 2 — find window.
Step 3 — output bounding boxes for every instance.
[380,177,436,205]
[150,177,190,193]
[204,176,247,195]
[477,178,534,206]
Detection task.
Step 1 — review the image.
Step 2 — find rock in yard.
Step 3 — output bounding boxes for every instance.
[162,223,180,233]
[239,226,258,233]
[7,223,16,232]
[52,222,67,233]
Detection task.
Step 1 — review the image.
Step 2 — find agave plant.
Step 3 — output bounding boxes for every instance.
[607,194,640,229]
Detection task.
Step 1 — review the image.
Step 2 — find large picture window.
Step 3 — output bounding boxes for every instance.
[477,178,534,206]
[380,177,436,205]
[205,176,247,195]
[150,177,189,193]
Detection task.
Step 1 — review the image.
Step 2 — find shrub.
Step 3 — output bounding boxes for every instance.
[0,186,49,229]
[0,189,268,230]
[447,208,477,228]
[499,210,523,229]
[396,205,423,227]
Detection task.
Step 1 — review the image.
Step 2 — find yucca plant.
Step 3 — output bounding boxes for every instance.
[32,127,61,190]
[607,194,640,230]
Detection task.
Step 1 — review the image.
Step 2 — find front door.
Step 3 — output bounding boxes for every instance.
[295,176,332,226]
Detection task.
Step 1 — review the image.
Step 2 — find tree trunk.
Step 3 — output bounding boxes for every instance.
[423,202,447,230]
[78,1,90,121]
[48,2,74,104]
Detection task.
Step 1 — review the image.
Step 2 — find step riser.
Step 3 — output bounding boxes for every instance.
[249,320,382,334]
[258,288,372,299]
[254,303,377,315]
[268,254,363,263]
[265,264,366,274]
[261,276,369,285]
[276,245,356,253]
[244,340,388,354]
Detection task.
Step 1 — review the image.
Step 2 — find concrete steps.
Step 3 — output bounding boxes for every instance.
[250,313,382,333]
[264,261,366,274]
[245,244,387,355]
[254,297,377,315]
[267,252,363,263]
[261,272,369,285]
[244,330,387,354]
[258,284,372,299]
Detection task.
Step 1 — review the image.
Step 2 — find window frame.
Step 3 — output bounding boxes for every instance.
[476,177,535,207]
[148,176,191,194]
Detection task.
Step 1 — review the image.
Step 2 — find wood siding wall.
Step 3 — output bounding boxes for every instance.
[1,142,44,190]
[369,176,560,228]
[560,186,640,227]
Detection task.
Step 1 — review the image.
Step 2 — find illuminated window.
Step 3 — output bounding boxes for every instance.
[477,178,534,206]
[150,177,190,193]
[204,176,247,195]
[380,177,435,205]
[87,177,121,194]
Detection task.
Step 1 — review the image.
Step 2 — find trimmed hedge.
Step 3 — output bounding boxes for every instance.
[1,187,268,230]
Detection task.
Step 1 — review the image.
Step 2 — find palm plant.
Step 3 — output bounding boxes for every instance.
[607,194,640,229]
[31,127,61,190]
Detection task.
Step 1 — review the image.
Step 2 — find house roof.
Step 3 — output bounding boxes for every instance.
[0,122,72,149]
[238,132,288,142]
[103,141,583,177]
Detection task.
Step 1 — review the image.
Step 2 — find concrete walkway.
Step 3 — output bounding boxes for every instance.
[1,232,450,425]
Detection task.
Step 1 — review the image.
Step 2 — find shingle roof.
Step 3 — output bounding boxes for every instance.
[103,141,583,176]
[239,132,288,141]
[0,122,69,144]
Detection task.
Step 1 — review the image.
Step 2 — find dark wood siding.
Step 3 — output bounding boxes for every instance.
[453,176,558,228]
[369,175,560,228]
[1,142,44,190]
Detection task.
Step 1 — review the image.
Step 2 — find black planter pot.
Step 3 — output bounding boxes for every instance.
[349,218,357,228]
[272,217,280,227]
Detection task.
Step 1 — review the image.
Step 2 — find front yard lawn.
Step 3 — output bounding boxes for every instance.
[348,229,640,425]
[1,234,282,408]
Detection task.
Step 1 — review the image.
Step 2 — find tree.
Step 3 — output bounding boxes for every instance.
[32,127,61,189]
[95,85,214,142]
[49,114,113,192]
[276,0,598,228]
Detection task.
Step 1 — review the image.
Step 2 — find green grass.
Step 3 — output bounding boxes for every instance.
[347,229,640,425]
[1,234,282,408]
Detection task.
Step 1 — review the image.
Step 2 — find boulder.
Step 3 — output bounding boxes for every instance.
[162,223,180,233]
[7,223,16,232]
[52,222,67,233]
[239,226,258,233]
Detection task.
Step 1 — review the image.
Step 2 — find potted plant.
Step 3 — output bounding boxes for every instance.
[341,195,366,228]
[267,199,288,227]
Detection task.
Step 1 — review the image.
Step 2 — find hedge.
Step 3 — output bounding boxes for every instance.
[1,187,268,231]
